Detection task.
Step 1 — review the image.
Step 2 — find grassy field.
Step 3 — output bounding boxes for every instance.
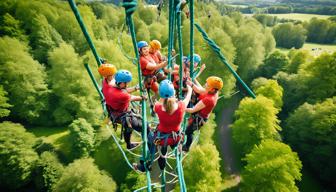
[277,43,336,56]
[244,13,332,21]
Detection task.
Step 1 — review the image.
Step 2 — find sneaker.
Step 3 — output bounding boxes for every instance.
[182,145,189,152]
[133,163,146,172]
[127,143,139,150]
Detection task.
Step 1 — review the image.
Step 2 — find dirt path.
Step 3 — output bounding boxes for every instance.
[218,96,240,175]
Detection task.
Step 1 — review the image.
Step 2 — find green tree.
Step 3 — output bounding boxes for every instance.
[53,158,116,192]
[231,96,281,153]
[242,140,302,192]
[30,14,63,63]
[0,37,49,123]
[34,152,64,191]
[183,144,222,192]
[120,171,147,192]
[306,17,331,43]
[0,85,11,118]
[48,43,101,125]
[0,121,38,189]
[262,27,276,56]
[233,21,266,79]
[69,118,95,158]
[0,13,26,41]
[252,78,284,109]
[285,97,336,183]
[285,49,312,74]
[301,52,336,103]
[272,23,307,49]
[258,50,289,78]
[273,72,308,115]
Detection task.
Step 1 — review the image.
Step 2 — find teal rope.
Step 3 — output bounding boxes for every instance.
[107,125,137,170]
[122,1,152,192]
[176,0,184,99]
[68,0,102,67]
[189,0,195,81]
[84,64,107,115]
[194,23,256,99]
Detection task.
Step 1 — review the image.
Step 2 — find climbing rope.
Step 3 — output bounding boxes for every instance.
[194,23,256,99]
[122,0,154,191]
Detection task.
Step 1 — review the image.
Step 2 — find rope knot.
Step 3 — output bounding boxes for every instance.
[122,0,138,16]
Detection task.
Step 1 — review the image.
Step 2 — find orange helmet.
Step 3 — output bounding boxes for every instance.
[149,40,161,50]
[206,76,223,90]
[98,64,117,77]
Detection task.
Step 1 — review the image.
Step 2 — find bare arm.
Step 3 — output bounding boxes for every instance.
[186,100,206,114]
[146,60,167,71]
[182,85,192,106]
[130,95,144,102]
[126,85,139,93]
[187,79,206,94]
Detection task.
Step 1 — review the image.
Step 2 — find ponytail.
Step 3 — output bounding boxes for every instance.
[164,98,175,114]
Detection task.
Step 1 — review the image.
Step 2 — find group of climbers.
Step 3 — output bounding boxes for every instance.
[98,39,223,172]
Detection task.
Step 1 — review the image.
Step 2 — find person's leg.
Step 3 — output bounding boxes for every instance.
[183,118,196,152]
[158,146,168,170]
[123,129,135,149]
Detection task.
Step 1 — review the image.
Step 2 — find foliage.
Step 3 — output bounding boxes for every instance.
[0,121,38,189]
[301,52,336,103]
[69,118,95,159]
[0,85,11,118]
[30,14,63,63]
[285,49,312,74]
[34,152,64,191]
[231,96,281,153]
[253,14,278,27]
[285,97,336,183]
[257,50,289,78]
[0,13,26,41]
[272,23,307,49]
[306,17,336,44]
[242,140,302,192]
[48,43,101,125]
[273,72,308,115]
[0,37,50,123]
[53,158,116,192]
[120,171,147,192]
[252,78,284,109]
[183,144,222,192]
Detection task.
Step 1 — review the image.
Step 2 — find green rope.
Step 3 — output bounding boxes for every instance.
[122,1,152,192]
[68,0,102,67]
[176,0,184,100]
[194,23,256,99]
[189,0,195,81]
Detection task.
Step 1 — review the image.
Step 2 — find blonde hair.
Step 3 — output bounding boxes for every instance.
[164,98,175,114]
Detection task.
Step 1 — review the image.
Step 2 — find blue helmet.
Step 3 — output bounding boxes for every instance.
[159,80,175,99]
[137,41,148,50]
[115,70,132,84]
[188,54,201,64]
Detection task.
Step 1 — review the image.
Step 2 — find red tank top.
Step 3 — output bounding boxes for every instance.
[155,101,186,133]
[103,85,131,113]
[140,55,156,76]
[198,93,218,118]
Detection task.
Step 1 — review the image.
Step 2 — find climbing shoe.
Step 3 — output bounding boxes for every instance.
[127,143,140,150]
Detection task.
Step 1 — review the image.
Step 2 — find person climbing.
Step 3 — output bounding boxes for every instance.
[183,76,223,152]
[149,39,167,82]
[102,69,146,149]
[138,40,168,115]
[134,80,192,172]
[98,62,117,87]
[171,54,205,95]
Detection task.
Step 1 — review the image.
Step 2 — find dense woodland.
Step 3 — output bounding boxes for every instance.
[0,0,335,191]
